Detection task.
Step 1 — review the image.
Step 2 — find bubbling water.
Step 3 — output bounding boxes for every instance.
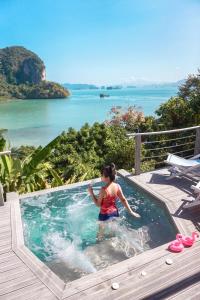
[105,220,149,256]
[21,178,175,282]
[22,188,150,280]
[44,233,96,274]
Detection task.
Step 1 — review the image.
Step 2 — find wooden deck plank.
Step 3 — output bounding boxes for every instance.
[0,232,11,240]
[0,239,11,247]
[0,220,10,228]
[0,258,25,273]
[0,213,10,220]
[0,208,10,215]
[0,255,22,272]
[114,253,200,299]
[0,271,38,296]
[0,245,11,255]
[0,211,10,218]
[0,252,15,264]
[0,265,28,284]
[1,281,58,300]
[0,226,11,235]
[169,281,200,300]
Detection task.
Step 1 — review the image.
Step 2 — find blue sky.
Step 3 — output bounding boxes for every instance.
[0,0,200,84]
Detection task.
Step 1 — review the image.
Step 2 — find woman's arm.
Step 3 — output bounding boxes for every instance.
[88,186,104,207]
[117,186,140,218]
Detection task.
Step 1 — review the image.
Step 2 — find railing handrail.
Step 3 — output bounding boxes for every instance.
[127,125,200,137]
[132,125,200,175]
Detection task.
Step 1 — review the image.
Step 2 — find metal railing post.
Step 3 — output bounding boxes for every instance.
[134,134,141,175]
[0,184,4,206]
[194,127,200,155]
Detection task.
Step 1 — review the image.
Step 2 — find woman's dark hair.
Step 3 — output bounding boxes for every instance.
[101,163,116,181]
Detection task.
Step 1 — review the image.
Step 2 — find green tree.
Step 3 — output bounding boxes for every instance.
[155,96,193,129]
[0,129,7,151]
[49,122,136,182]
[178,70,200,100]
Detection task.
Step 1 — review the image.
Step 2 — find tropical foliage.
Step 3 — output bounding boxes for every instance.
[155,96,193,129]
[0,130,7,151]
[0,136,63,195]
[49,123,135,182]
[0,78,69,100]
[156,70,200,129]
[178,69,200,100]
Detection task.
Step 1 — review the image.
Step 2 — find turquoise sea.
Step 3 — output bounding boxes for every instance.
[0,87,177,147]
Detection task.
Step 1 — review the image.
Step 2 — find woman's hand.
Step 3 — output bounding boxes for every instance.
[130,211,141,218]
[88,185,93,196]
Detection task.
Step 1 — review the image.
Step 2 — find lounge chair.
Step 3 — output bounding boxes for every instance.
[191,181,200,200]
[183,182,200,210]
[164,153,200,180]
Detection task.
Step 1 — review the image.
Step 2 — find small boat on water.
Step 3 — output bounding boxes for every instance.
[100,93,110,98]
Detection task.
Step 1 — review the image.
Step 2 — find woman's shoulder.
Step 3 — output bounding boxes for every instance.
[114,183,122,194]
[113,182,120,189]
[110,182,121,194]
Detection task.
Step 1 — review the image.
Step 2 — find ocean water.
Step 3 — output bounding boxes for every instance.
[0,87,177,147]
[20,177,175,282]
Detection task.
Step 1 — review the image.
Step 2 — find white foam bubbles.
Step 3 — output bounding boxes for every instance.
[44,232,96,274]
[21,194,49,209]
[104,219,150,256]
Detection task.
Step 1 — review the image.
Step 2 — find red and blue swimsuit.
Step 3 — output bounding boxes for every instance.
[98,185,119,221]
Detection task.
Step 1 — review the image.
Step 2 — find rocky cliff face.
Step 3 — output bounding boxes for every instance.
[0,46,69,99]
[17,57,46,84]
[0,46,45,84]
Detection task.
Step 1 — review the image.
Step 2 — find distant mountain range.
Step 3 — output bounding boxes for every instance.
[143,79,186,88]
[62,79,186,90]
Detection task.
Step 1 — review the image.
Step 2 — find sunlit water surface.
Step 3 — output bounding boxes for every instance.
[0,87,177,146]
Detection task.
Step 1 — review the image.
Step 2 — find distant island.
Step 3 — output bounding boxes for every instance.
[63,83,99,90]
[62,80,185,91]
[126,85,136,88]
[0,46,69,99]
[106,85,122,90]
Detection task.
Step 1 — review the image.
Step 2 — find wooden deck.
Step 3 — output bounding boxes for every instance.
[1,168,200,299]
[128,168,199,236]
[0,201,57,300]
